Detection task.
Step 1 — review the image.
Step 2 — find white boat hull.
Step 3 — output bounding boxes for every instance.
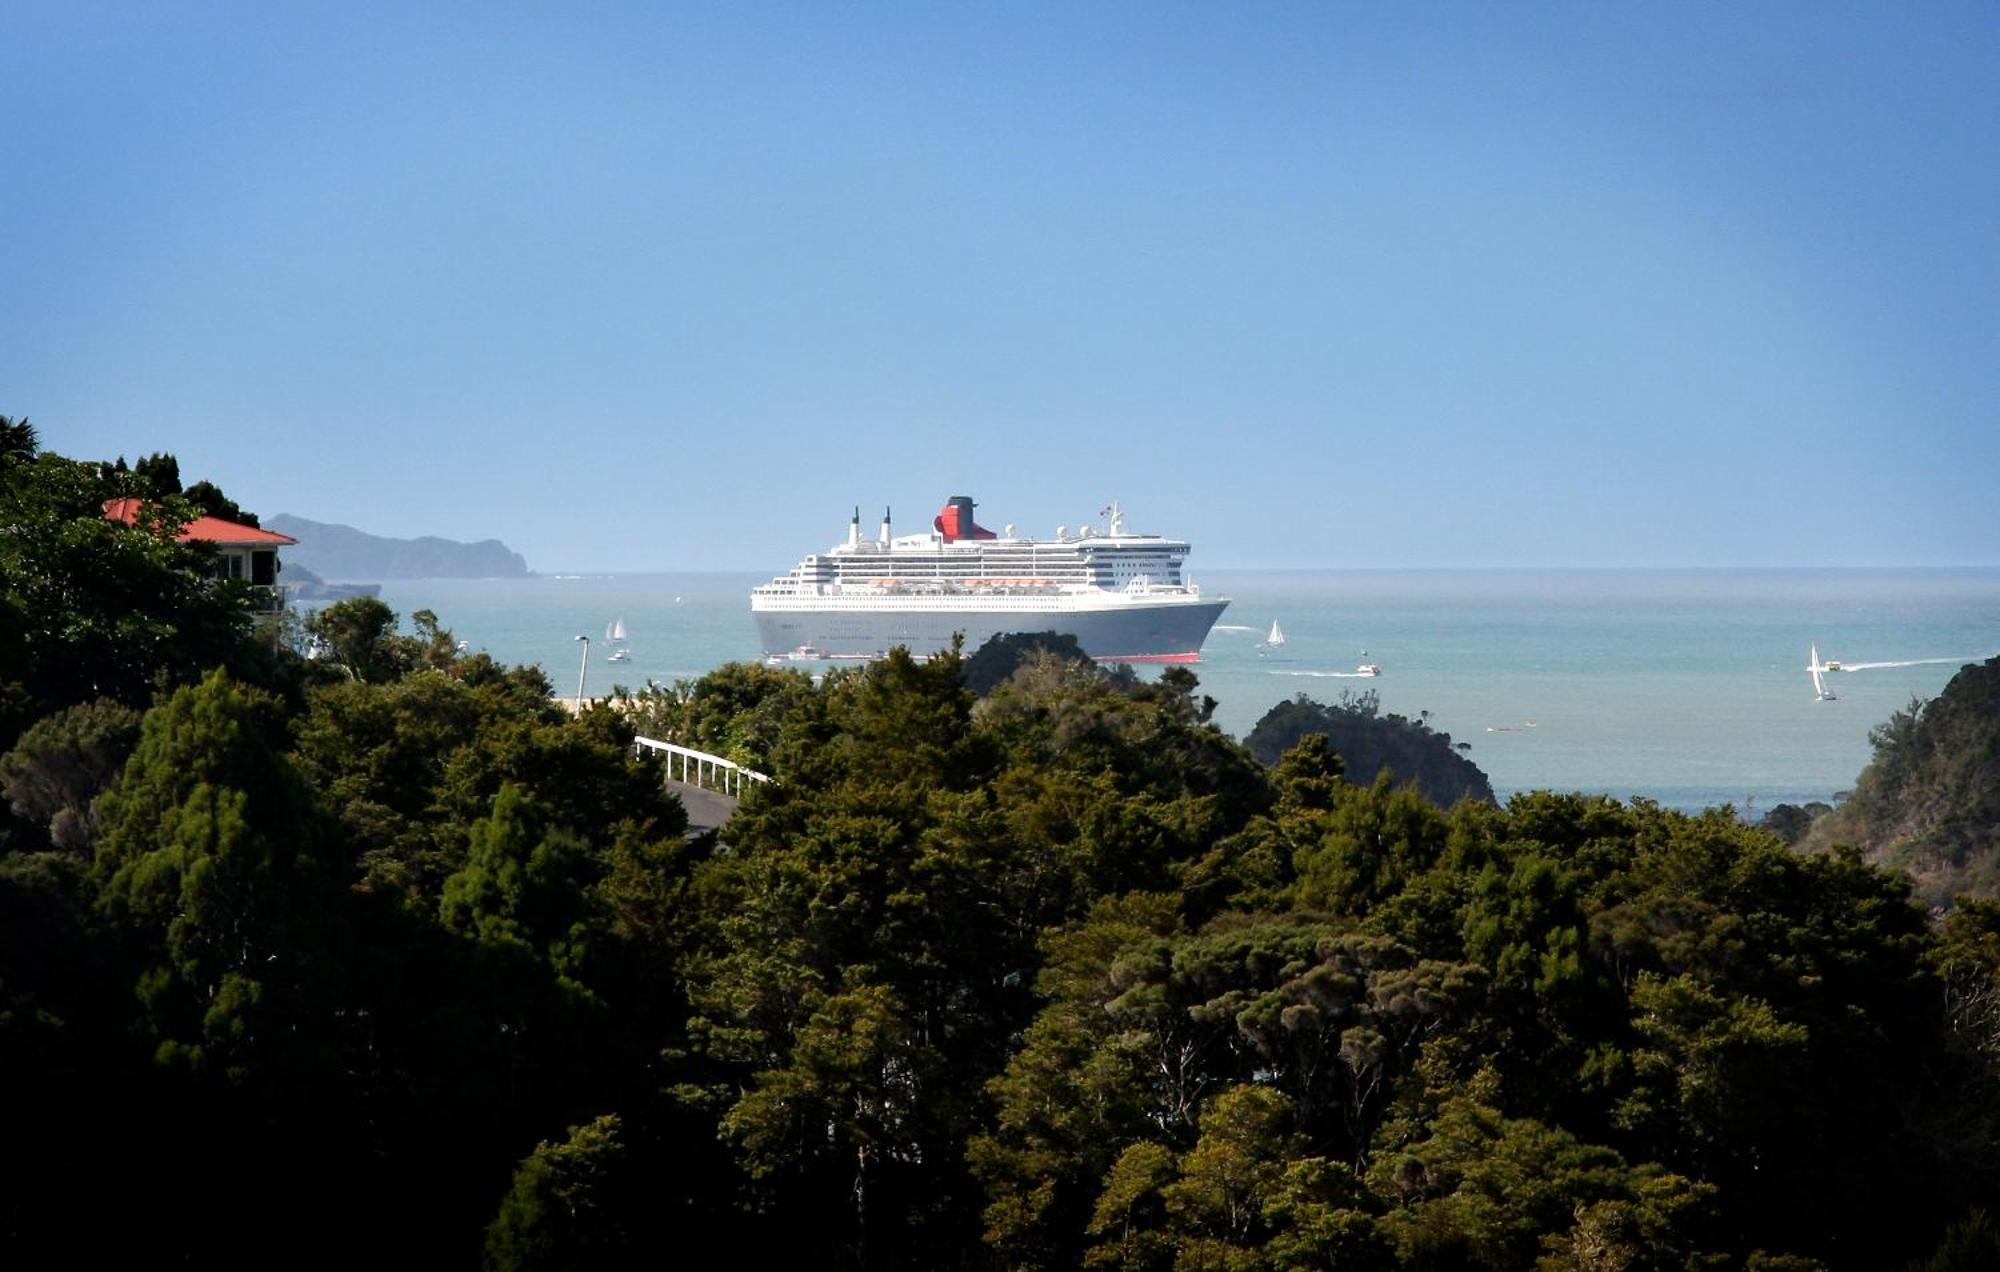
[752,594,1229,662]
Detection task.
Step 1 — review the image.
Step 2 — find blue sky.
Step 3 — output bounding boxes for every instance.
[5,3,1996,570]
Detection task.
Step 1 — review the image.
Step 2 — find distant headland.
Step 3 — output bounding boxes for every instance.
[266,513,530,580]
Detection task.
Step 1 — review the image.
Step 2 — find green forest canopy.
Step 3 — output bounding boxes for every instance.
[7,423,2000,1269]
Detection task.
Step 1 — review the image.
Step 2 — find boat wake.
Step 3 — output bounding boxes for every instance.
[1213,624,1259,632]
[1806,644,1990,702]
[1835,654,1989,671]
[1270,669,1378,679]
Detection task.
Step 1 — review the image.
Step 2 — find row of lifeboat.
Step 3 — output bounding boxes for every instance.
[854,577,1059,590]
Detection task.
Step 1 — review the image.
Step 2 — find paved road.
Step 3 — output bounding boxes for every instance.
[668,780,740,835]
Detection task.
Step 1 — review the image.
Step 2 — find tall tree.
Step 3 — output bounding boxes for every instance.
[131,451,182,497]
[0,698,143,852]
[485,1115,632,1271]
[93,669,345,1081]
[0,414,36,464]
[305,595,412,683]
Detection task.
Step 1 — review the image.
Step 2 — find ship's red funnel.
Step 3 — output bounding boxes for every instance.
[934,495,996,542]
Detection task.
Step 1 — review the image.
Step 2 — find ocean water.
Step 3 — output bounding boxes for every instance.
[364,569,2000,813]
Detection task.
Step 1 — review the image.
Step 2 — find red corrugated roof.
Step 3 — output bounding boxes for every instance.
[102,497,298,545]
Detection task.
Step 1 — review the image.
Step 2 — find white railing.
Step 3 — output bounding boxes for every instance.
[633,736,772,798]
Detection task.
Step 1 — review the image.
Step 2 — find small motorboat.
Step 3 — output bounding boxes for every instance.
[606,648,632,664]
[1356,663,1381,676]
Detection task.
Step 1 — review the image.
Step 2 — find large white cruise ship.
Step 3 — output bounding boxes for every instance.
[752,496,1229,662]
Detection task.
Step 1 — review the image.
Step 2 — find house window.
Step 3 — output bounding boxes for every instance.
[251,551,276,585]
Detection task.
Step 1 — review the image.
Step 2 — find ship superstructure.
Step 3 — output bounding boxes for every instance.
[751,496,1228,662]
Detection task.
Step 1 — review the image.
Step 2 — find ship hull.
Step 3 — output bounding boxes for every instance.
[753,597,1230,662]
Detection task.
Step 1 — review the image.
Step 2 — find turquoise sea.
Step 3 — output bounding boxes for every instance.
[365,569,2000,814]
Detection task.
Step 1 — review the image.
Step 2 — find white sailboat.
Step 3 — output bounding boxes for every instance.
[1807,644,1836,701]
[1260,620,1286,649]
[601,617,632,662]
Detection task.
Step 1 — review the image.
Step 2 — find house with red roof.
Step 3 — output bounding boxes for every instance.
[103,496,298,610]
